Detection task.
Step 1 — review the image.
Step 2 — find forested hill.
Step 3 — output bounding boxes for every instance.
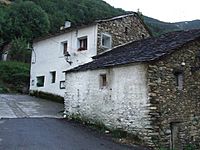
[32,0,125,33]
[144,16,200,36]
[1,0,200,46]
[0,0,126,45]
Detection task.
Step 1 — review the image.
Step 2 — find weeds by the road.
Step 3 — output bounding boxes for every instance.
[66,113,145,147]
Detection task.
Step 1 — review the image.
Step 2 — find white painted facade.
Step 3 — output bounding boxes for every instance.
[64,64,151,134]
[30,25,98,96]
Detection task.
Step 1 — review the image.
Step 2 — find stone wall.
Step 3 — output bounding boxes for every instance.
[147,41,200,149]
[97,14,150,54]
[64,64,153,145]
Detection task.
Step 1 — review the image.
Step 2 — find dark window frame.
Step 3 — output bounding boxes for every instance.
[50,71,56,83]
[36,76,45,87]
[63,42,68,55]
[124,27,128,35]
[174,71,183,90]
[60,80,65,89]
[100,74,107,89]
[78,37,87,51]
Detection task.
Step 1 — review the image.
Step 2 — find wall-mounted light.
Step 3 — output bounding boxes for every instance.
[181,62,186,66]
[64,52,72,65]
[27,43,36,64]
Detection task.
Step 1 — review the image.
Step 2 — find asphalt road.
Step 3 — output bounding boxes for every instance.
[0,94,63,118]
[0,94,148,150]
[0,118,145,150]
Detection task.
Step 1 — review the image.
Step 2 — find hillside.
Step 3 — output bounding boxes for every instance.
[1,0,200,42]
[174,20,200,30]
[143,16,200,36]
[28,0,125,33]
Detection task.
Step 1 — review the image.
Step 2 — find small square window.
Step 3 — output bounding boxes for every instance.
[78,37,87,51]
[36,76,45,87]
[60,81,65,89]
[63,42,68,55]
[100,74,107,88]
[174,72,183,90]
[50,71,56,83]
[101,33,112,49]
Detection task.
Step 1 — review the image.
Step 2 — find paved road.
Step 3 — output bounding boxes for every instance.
[0,118,142,150]
[0,94,63,118]
[0,94,148,150]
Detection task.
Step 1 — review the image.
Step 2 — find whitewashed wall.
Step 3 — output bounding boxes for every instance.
[64,64,151,135]
[30,25,98,96]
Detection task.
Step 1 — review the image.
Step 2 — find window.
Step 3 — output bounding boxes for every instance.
[50,71,56,83]
[101,33,112,49]
[36,76,45,87]
[174,72,183,90]
[124,27,128,35]
[63,42,68,55]
[60,81,65,89]
[142,34,145,39]
[31,80,35,86]
[100,74,107,88]
[78,37,87,51]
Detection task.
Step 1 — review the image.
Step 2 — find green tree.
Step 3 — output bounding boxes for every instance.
[0,4,8,45]
[9,37,31,63]
[33,0,125,33]
[3,1,50,41]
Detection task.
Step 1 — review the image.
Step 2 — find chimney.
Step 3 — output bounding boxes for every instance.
[64,21,71,29]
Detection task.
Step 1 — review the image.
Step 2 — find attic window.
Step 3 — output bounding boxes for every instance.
[100,74,107,88]
[78,37,87,51]
[101,33,112,49]
[174,71,183,90]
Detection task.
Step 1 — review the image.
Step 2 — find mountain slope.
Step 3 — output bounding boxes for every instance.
[143,16,200,36]
[174,20,200,30]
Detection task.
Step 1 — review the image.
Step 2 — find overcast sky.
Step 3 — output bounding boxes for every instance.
[104,0,200,23]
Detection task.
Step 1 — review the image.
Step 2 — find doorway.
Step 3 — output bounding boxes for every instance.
[170,122,182,149]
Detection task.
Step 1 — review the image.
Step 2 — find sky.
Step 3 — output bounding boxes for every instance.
[104,0,200,23]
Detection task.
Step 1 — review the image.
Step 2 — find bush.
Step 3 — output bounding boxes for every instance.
[30,90,64,103]
[0,61,30,93]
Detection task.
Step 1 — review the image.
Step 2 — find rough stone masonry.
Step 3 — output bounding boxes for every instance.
[147,41,200,149]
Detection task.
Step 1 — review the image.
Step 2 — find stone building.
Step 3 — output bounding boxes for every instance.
[64,29,200,149]
[30,13,150,97]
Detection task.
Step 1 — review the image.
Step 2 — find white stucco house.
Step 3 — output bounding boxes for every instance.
[30,13,151,97]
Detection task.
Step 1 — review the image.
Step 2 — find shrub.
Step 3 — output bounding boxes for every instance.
[0,61,30,93]
[30,90,64,103]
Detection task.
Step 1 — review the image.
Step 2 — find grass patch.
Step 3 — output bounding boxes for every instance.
[66,113,143,145]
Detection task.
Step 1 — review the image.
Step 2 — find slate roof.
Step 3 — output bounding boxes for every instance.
[66,29,200,73]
